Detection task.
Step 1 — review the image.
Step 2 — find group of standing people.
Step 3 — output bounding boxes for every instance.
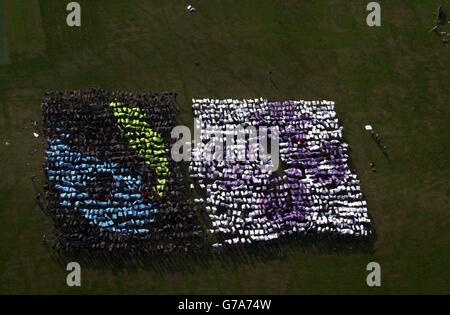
[42,89,204,253]
[190,98,371,247]
[431,6,450,43]
[40,90,372,253]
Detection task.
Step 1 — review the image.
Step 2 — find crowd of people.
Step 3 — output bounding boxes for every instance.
[42,89,204,253]
[431,5,449,43]
[190,98,372,247]
[41,90,372,253]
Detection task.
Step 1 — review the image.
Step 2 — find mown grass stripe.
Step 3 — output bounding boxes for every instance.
[0,0,11,65]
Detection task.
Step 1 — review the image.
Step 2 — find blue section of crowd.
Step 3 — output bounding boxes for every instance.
[45,133,156,235]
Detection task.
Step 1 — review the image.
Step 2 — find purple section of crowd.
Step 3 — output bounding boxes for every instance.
[190,98,371,247]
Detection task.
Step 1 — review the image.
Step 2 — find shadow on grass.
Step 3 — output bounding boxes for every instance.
[47,234,376,275]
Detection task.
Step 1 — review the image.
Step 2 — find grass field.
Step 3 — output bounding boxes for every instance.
[0,0,10,65]
[1,0,46,60]
[0,0,448,294]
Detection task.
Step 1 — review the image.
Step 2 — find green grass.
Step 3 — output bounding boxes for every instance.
[0,0,11,65]
[0,0,449,294]
[1,0,46,60]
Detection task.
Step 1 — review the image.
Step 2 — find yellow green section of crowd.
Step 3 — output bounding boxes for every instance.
[110,101,169,197]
